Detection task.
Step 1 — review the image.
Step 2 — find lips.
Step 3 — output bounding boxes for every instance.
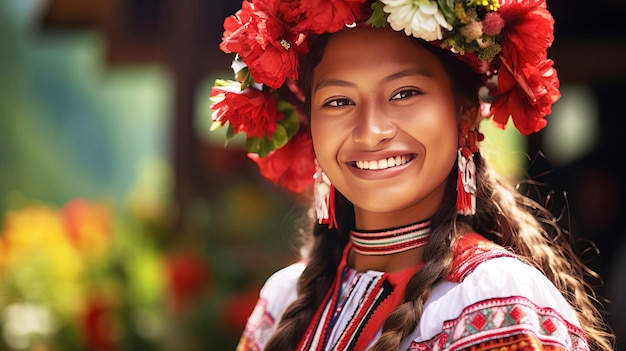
[352,154,415,170]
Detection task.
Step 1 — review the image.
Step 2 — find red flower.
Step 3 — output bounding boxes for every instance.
[491,58,560,135]
[219,0,308,88]
[222,286,262,332]
[295,0,368,34]
[81,296,119,351]
[211,86,283,139]
[498,0,554,67]
[248,130,316,193]
[61,199,111,253]
[165,253,209,314]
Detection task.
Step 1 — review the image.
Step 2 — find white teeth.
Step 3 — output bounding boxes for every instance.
[355,155,411,170]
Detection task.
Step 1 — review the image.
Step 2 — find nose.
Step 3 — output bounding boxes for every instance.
[351,103,397,147]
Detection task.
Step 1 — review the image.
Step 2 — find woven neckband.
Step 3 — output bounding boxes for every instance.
[350,220,431,256]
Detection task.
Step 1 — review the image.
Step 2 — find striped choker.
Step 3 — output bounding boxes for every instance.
[350,220,431,256]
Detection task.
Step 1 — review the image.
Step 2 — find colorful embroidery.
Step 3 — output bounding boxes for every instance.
[409,296,589,351]
[297,243,424,351]
[236,299,275,351]
[448,233,517,282]
[297,268,391,351]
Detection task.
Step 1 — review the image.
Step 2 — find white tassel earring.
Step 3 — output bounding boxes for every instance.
[314,161,337,228]
[457,120,483,216]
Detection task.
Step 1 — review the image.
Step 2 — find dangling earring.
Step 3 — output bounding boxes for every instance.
[457,120,483,216]
[314,161,337,229]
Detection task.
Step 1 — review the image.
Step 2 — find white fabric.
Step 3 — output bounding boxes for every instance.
[241,256,584,350]
[399,256,581,349]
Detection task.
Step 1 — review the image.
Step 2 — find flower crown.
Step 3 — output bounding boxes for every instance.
[210,0,561,193]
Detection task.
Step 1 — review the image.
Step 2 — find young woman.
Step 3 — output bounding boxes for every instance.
[210,1,615,350]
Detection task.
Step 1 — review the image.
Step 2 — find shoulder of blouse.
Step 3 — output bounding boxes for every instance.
[402,235,586,349]
[236,262,307,350]
[259,261,306,305]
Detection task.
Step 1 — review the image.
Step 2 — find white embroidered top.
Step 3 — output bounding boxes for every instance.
[236,234,589,351]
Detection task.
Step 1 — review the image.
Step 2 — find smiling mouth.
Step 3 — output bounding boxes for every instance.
[352,154,415,170]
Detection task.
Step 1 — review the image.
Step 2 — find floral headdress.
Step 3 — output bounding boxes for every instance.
[210,0,560,194]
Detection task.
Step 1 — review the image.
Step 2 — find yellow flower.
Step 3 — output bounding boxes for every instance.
[0,205,85,316]
[466,0,500,11]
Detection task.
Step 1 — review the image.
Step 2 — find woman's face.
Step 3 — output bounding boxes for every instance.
[310,27,463,229]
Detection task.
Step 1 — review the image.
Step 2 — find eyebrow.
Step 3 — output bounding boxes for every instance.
[313,78,356,93]
[313,68,433,93]
[382,68,433,84]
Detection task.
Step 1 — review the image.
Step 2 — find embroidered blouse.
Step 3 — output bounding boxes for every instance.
[235,233,589,351]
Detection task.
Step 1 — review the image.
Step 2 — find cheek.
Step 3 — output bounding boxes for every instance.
[406,103,459,164]
[310,116,337,163]
[405,104,458,143]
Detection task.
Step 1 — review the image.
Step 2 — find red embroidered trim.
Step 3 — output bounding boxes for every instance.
[409,296,589,351]
[448,233,516,282]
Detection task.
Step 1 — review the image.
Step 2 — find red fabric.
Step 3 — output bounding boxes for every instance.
[448,233,516,282]
[298,243,424,351]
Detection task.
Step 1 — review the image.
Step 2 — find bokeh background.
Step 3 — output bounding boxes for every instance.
[0,0,624,350]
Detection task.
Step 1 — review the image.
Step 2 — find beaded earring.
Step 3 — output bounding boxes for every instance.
[457,120,484,216]
[314,161,337,228]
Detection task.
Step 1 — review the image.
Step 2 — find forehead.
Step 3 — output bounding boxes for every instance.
[313,27,449,82]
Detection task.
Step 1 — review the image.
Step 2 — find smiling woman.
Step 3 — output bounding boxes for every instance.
[310,28,460,231]
[209,1,615,351]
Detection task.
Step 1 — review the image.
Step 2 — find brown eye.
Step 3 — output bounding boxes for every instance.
[324,98,354,107]
[391,89,422,100]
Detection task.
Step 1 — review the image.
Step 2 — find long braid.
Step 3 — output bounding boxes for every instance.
[368,172,460,351]
[264,191,353,350]
[367,225,455,350]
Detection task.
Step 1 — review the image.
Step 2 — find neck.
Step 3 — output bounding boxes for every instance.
[353,204,438,230]
[349,246,426,273]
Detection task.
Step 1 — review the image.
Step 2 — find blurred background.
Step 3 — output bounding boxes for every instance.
[0,0,624,350]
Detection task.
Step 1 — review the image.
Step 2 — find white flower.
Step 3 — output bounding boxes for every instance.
[381,0,452,41]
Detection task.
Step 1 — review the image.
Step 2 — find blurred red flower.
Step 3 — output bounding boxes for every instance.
[222,286,262,333]
[248,130,316,193]
[165,253,209,314]
[81,296,119,351]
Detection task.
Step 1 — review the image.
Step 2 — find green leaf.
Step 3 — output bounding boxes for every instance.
[245,136,261,154]
[366,1,388,28]
[271,124,289,149]
[224,125,237,147]
[235,67,256,90]
[257,137,274,158]
[213,79,238,87]
[276,100,300,138]
[437,0,458,26]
